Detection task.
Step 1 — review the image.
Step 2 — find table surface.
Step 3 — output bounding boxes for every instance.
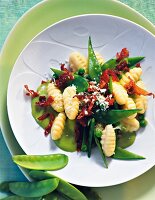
[0,0,155,198]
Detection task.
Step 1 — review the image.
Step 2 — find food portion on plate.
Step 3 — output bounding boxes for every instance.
[24,37,154,168]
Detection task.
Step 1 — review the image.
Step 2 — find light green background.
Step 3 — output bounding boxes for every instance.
[0,0,155,49]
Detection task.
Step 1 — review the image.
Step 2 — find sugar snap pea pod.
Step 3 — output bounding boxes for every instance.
[81,128,88,152]
[51,68,88,93]
[13,154,68,170]
[1,195,42,200]
[29,170,88,200]
[44,191,70,200]
[9,178,59,198]
[94,109,140,124]
[87,118,95,158]
[88,37,102,82]
[116,131,136,149]
[112,147,145,160]
[94,131,108,168]
[101,57,144,71]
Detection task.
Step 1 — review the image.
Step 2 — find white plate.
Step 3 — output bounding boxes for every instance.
[7,14,155,187]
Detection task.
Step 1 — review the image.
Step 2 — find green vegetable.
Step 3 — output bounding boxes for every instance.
[138,114,145,121]
[140,119,148,127]
[113,147,145,160]
[31,82,57,130]
[108,76,113,93]
[78,68,85,75]
[13,154,68,171]
[88,118,95,158]
[94,109,140,124]
[94,129,102,138]
[0,196,41,200]
[44,191,69,200]
[68,74,89,93]
[29,170,88,200]
[94,134,108,168]
[9,179,59,198]
[88,37,102,82]
[54,119,76,152]
[101,57,144,71]
[0,182,10,193]
[51,68,89,93]
[81,128,88,152]
[116,131,136,149]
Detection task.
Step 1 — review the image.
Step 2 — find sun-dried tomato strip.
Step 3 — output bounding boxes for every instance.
[36,96,54,107]
[44,113,55,136]
[125,79,155,97]
[24,85,39,98]
[116,48,129,62]
[105,96,115,106]
[38,113,50,120]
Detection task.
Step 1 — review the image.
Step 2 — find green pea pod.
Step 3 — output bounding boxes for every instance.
[54,119,77,152]
[87,118,95,158]
[94,132,108,168]
[29,170,88,200]
[51,68,88,93]
[44,191,70,200]
[1,196,42,200]
[0,182,10,193]
[68,74,89,93]
[81,127,88,152]
[88,37,102,82]
[9,179,59,198]
[117,131,136,149]
[94,109,140,124]
[13,154,68,171]
[113,147,145,160]
[101,57,144,71]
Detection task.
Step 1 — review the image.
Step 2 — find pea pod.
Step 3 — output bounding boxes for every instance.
[0,182,10,193]
[81,128,88,152]
[117,131,136,149]
[1,196,42,200]
[87,118,95,158]
[9,179,59,198]
[94,131,108,168]
[51,68,88,93]
[44,191,70,200]
[13,154,68,171]
[29,170,88,200]
[101,57,144,71]
[94,109,140,124]
[113,147,145,160]
[54,119,77,152]
[31,82,57,130]
[88,37,102,82]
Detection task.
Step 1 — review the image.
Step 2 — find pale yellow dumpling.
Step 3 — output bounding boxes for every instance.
[121,118,140,132]
[123,97,137,119]
[69,52,88,73]
[112,82,128,105]
[51,112,66,140]
[63,86,79,120]
[47,83,64,112]
[100,125,116,157]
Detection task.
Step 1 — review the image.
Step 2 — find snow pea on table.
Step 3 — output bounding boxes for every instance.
[29,170,88,200]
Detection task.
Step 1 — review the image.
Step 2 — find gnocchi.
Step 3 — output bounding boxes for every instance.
[112,82,128,105]
[51,112,66,140]
[100,125,116,157]
[123,97,137,119]
[63,86,79,120]
[121,118,140,132]
[47,83,64,112]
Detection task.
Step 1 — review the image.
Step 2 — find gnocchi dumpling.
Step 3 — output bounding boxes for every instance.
[112,82,128,105]
[134,95,147,114]
[121,118,140,132]
[63,86,79,120]
[51,112,66,140]
[120,67,142,86]
[47,83,64,112]
[134,80,148,114]
[69,52,88,73]
[123,97,137,119]
[95,52,104,65]
[100,125,116,157]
